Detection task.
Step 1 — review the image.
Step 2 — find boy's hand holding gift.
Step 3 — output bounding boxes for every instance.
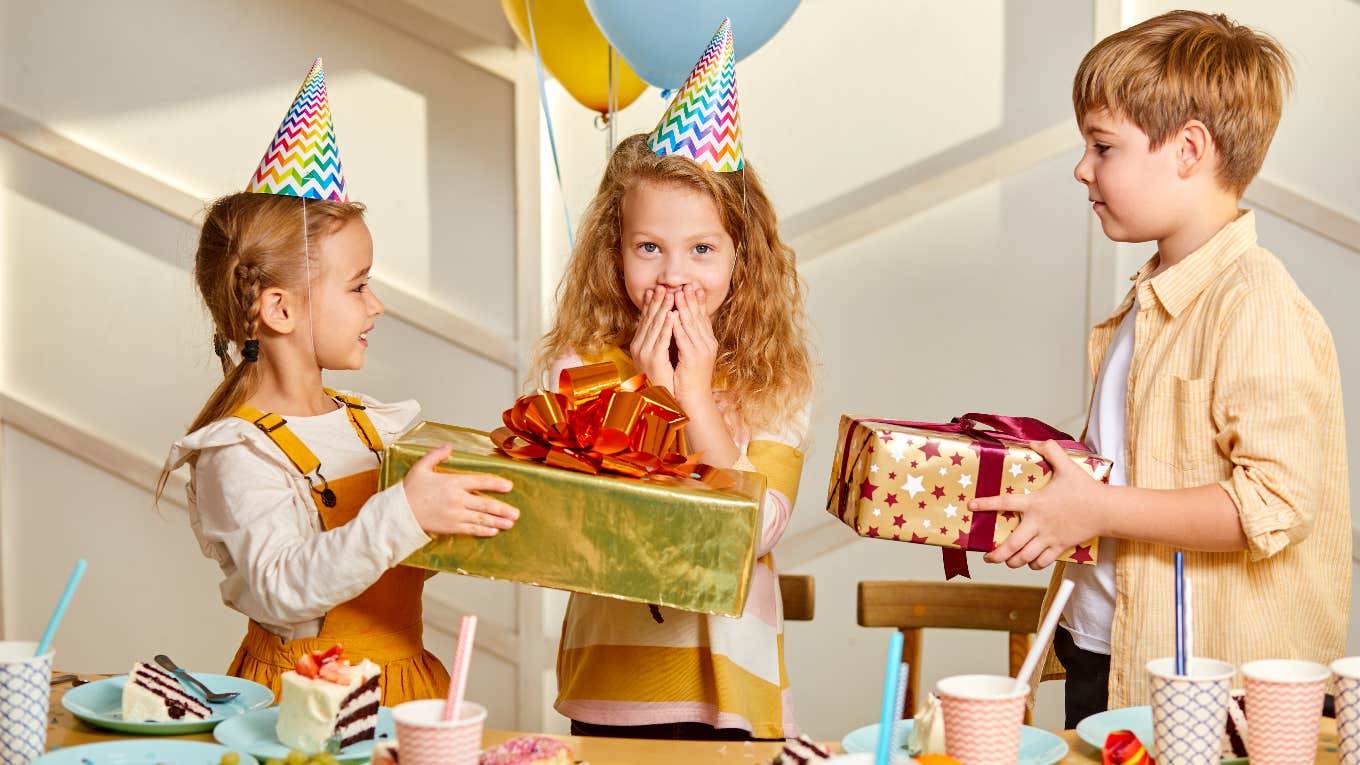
[826,413,1113,579]
[976,438,1110,570]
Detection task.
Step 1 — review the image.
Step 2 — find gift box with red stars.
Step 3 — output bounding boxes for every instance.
[826,413,1112,578]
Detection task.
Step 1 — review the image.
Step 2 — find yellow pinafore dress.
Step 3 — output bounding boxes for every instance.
[225,390,449,706]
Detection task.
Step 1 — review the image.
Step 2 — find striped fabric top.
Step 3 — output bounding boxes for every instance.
[552,346,808,738]
[1040,210,1351,707]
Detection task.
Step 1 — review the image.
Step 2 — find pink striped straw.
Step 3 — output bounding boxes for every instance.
[443,614,478,722]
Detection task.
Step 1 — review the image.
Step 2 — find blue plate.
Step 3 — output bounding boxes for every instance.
[842,719,1068,765]
[1076,706,1246,764]
[61,673,274,735]
[213,706,395,764]
[34,739,258,763]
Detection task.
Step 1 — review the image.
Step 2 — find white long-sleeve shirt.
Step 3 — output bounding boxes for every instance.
[165,392,430,641]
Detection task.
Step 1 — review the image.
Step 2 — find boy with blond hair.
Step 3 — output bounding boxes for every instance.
[971,10,1350,726]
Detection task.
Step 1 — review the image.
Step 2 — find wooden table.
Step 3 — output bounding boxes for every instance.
[46,675,1341,763]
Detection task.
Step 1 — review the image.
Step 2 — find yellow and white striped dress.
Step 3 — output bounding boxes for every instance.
[552,346,808,739]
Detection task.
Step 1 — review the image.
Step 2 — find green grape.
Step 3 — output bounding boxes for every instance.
[284,752,309,765]
[264,759,284,765]
[309,754,340,765]
[218,754,241,765]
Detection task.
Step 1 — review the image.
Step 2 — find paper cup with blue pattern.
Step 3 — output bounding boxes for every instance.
[1333,657,1360,765]
[0,641,53,765]
[1147,656,1234,765]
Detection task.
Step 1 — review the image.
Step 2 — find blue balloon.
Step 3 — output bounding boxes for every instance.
[586,0,801,90]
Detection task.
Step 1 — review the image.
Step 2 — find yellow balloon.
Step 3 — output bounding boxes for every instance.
[501,0,648,114]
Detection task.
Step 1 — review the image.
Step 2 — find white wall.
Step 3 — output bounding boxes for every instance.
[0,0,530,731]
[2,0,1355,745]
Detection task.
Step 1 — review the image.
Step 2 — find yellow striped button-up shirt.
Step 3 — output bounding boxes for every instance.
[1042,210,1350,709]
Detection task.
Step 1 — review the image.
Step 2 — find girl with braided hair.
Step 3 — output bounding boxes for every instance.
[160,60,518,706]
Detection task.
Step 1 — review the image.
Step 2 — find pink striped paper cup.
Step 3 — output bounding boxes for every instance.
[1241,659,1328,765]
[937,674,1028,765]
[392,699,486,765]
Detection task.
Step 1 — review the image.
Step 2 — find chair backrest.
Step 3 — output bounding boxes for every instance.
[857,580,1046,723]
[779,574,815,622]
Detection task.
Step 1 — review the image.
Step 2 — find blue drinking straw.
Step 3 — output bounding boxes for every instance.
[35,559,86,657]
[1174,551,1186,676]
[875,631,905,765]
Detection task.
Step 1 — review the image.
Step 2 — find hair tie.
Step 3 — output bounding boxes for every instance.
[242,339,261,362]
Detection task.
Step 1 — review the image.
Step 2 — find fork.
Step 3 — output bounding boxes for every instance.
[154,654,240,703]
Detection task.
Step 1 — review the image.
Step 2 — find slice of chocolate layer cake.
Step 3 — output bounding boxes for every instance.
[277,644,382,753]
[334,666,381,748]
[1222,689,1248,759]
[121,661,211,722]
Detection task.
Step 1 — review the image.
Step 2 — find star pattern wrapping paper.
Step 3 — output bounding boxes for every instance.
[827,415,1111,565]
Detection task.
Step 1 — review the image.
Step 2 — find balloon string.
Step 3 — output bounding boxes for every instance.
[525,0,574,246]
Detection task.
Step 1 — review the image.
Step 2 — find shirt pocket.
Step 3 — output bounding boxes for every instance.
[1145,376,1217,477]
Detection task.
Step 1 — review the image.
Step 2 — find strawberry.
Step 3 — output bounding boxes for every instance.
[317,644,345,666]
[294,653,320,679]
[318,660,351,685]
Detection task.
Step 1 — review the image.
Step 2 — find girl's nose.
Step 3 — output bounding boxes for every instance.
[658,253,688,288]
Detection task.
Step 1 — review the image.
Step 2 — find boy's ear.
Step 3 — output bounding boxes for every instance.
[257,287,297,335]
[1177,119,1215,179]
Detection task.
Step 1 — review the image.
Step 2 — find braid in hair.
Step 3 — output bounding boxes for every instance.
[236,262,264,362]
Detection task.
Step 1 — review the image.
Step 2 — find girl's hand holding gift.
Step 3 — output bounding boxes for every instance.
[402,444,519,538]
[629,287,677,391]
[975,439,1111,570]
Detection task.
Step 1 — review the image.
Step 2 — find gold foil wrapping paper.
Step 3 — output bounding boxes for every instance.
[381,421,767,616]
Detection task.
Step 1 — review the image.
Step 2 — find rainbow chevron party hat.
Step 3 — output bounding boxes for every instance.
[246,57,347,201]
[647,18,743,172]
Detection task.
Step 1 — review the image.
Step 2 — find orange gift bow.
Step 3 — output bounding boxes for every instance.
[1102,730,1154,765]
[489,362,702,479]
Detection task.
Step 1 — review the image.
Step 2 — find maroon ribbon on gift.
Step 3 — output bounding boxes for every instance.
[835,413,1088,579]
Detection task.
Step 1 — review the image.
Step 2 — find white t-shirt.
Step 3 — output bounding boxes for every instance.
[1060,296,1137,655]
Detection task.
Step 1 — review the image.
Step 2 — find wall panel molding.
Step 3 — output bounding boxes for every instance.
[0,103,519,369]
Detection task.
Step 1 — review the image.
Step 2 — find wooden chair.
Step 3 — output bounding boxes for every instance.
[779,574,815,621]
[857,580,1046,723]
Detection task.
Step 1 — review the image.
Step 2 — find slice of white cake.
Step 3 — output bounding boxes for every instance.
[121,661,211,722]
[276,645,381,753]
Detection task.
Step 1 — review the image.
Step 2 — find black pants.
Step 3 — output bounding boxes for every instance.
[570,719,757,741]
[1055,626,1110,730]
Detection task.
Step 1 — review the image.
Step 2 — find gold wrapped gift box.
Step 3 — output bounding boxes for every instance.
[380,421,767,616]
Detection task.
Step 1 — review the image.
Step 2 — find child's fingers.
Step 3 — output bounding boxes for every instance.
[672,303,697,352]
[411,444,454,473]
[469,494,519,522]
[969,494,1023,514]
[1005,535,1048,569]
[456,521,500,538]
[633,293,670,357]
[984,516,1033,563]
[453,472,514,496]
[1029,547,1062,571]
[1032,440,1071,474]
